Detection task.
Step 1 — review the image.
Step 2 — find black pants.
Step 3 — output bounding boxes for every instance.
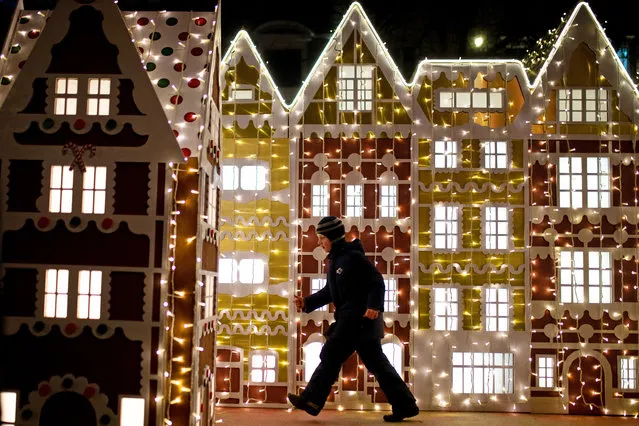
[301,334,416,412]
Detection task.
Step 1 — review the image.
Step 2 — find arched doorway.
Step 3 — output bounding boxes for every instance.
[40,391,97,426]
[567,355,606,415]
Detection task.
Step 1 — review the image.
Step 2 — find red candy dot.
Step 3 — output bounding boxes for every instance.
[178,32,189,41]
[173,63,186,72]
[194,17,207,26]
[64,323,78,335]
[191,47,203,56]
[18,60,26,69]
[83,386,96,399]
[181,147,192,158]
[137,17,149,26]
[184,112,197,122]
[102,218,114,230]
[39,384,52,397]
[74,119,86,130]
[138,46,144,54]
[173,129,180,138]
[188,78,200,88]
[170,95,183,105]
[37,217,50,228]
[28,30,40,39]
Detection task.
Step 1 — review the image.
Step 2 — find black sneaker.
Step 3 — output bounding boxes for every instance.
[287,393,321,416]
[383,404,419,422]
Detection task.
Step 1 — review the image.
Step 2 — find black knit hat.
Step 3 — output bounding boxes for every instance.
[316,216,345,243]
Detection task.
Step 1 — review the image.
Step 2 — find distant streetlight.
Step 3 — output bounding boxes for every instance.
[473,35,485,49]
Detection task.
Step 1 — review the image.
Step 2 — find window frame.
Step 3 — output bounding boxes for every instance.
[451,352,514,394]
[558,88,609,122]
[483,286,510,332]
[384,278,398,313]
[345,184,363,217]
[1,391,18,425]
[557,249,613,304]
[87,77,111,116]
[54,77,78,116]
[249,350,278,384]
[303,334,324,382]
[311,278,328,311]
[432,286,459,331]
[558,156,610,209]
[619,356,638,390]
[81,166,107,214]
[204,274,216,318]
[229,85,254,101]
[379,184,397,218]
[76,269,102,320]
[44,268,70,319]
[433,140,459,169]
[482,205,510,252]
[49,165,75,214]
[337,64,374,112]
[438,89,504,110]
[311,184,329,217]
[482,141,509,171]
[536,354,556,389]
[432,204,461,252]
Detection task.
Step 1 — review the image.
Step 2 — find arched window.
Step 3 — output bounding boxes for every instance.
[303,333,324,382]
[381,337,403,377]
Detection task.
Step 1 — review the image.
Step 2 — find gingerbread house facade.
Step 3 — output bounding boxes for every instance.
[0,1,221,425]
[217,1,639,417]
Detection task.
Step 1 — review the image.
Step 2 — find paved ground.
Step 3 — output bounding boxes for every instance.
[213,407,635,425]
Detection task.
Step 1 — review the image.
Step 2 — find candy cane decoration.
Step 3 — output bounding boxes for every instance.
[62,142,96,173]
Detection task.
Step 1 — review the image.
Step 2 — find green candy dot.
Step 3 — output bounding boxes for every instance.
[161,47,173,56]
[166,17,178,26]
[43,118,54,129]
[10,45,21,54]
[149,32,161,41]
[106,119,117,130]
[146,62,156,71]
[157,78,170,88]
[1,76,11,85]
[19,17,30,24]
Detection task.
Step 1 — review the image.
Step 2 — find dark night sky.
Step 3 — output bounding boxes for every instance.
[1,0,638,80]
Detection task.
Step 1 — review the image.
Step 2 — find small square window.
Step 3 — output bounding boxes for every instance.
[44,269,69,318]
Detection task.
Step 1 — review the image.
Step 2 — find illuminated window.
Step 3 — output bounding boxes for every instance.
[382,341,403,376]
[338,65,374,111]
[44,269,69,318]
[484,206,509,251]
[230,87,253,100]
[558,157,610,208]
[433,287,458,331]
[218,258,237,284]
[240,165,267,190]
[380,185,397,217]
[452,352,514,394]
[439,90,502,109]
[1,391,17,425]
[249,350,277,383]
[87,78,110,116]
[346,184,363,217]
[222,165,239,190]
[303,338,323,382]
[484,287,509,331]
[311,184,329,217]
[119,397,145,426]
[620,357,637,390]
[311,278,327,311]
[82,166,107,214]
[204,275,215,318]
[384,278,398,313]
[433,141,458,169]
[537,355,556,388]
[49,165,74,213]
[77,270,102,320]
[483,141,508,169]
[238,258,265,284]
[54,77,78,115]
[558,89,608,122]
[558,250,612,303]
[433,204,459,251]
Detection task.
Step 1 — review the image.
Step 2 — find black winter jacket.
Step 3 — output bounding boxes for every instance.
[303,238,385,340]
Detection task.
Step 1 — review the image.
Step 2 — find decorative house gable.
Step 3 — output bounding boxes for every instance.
[0,0,183,163]
[288,2,412,130]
